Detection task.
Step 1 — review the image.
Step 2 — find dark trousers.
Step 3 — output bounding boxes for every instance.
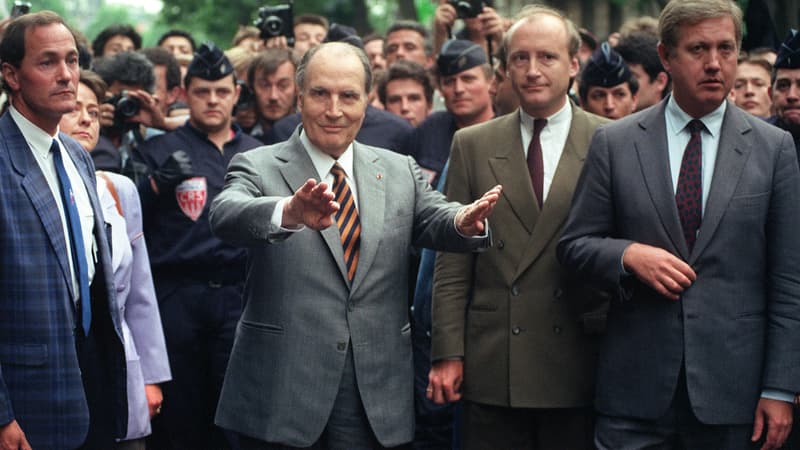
[411,325,458,449]
[76,323,119,450]
[461,400,594,450]
[239,345,411,450]
[595,370,755,450]
[148,280,243,450]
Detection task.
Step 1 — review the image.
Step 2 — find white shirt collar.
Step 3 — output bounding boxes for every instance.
[299,129,356,180]
[9,105,63,157]
[665,95,726,138]
[519,97,572,132]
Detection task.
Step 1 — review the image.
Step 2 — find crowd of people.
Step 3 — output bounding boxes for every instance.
[1,0,800,449]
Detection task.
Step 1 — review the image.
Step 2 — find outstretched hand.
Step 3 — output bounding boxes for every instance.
[282,179,339,230]
[455,185,503,236]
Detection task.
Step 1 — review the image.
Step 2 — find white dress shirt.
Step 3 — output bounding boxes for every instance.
[10,106,95,300]
[519,99,572,204]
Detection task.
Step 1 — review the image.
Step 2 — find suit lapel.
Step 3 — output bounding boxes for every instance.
[487,113,539,234]
[690,103,751,262]
[3,114,75,299]
[349,143,384,293]
[514,105,593,277]
[634,103,688,259]
[276,131,350,285]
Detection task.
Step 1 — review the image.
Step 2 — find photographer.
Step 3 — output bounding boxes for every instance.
[261,9,329,58]
[92,51,187,179]
[432,0,507,61]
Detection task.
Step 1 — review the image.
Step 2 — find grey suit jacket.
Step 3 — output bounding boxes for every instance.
[432,106,609,408]
[557,99,800,424]
[209,129,488,446]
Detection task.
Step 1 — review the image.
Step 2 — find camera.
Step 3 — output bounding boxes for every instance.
[447,0,483,19]
[254,3,294,46]
[105,92,141,129]
[10,1,31,18]
[235,80,255,111]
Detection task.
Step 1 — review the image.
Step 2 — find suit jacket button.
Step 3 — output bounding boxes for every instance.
[553,326,562,334]
[512,326,521,335]
[497,239,505,249]
[511,285,519,296]
[337,342,347,351]
[554,288,563,299]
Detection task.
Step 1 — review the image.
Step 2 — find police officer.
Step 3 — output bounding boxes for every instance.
[769,30,800,154]
[579,42,639,120]
[137,42,262,450]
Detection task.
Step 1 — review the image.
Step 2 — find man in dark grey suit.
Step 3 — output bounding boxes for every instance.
[209,42,501,449]
[557,1,800,449]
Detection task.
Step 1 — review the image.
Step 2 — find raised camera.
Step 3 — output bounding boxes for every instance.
[447,0,483,19]
[10,1,31,18]
[254,3,295,46]
[235,80,255,111]
[105,92,140,129]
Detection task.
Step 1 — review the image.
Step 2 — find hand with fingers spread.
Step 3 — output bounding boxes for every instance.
[455,184,502,236]
[622,242,696,300]
[752,398,793,450]
[428,359,463,404]
[282,179,339,230]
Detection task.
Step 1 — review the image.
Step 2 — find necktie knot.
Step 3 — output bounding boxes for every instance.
[533,118,547,136]
[687,119,705,136]
[50,139,61,155]
[330,162,346,183]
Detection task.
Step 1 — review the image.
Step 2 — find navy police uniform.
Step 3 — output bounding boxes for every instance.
[768,29,800,156]
[139,43,262,450]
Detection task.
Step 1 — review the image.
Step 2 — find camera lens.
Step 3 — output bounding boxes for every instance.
[265,16,283,35]
[116,96,140,118]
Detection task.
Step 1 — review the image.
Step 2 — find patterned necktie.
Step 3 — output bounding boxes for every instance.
[51,140,92,335]
[527,118,548,208]
[331,163,361,281]
[676,119,705,252]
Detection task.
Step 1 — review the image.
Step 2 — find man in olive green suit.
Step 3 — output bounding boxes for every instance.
[428,6,608,449]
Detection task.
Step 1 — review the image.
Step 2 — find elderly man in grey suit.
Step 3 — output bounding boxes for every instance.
[209,42,501,449]
[558,1,800,449]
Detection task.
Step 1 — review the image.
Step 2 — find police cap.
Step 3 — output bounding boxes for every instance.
[581,42,632,88]
[436,39,486,77]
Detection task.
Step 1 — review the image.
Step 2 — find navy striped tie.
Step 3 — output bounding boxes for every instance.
[331,163,361,281]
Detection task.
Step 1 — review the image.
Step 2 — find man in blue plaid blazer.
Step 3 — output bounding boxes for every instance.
[0,11,127,449]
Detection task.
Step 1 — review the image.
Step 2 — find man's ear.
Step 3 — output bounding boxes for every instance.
[2,62,19,93]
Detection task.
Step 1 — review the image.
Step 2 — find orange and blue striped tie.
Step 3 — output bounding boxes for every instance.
[331,163,361,281]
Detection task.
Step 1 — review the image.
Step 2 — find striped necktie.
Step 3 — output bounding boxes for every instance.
[51,140,92,335]
[331,163,361,281]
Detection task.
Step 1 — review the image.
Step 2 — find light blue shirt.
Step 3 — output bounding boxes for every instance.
[664,95,726,215]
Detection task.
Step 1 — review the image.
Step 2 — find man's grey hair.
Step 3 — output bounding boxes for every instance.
[295,42,373,94]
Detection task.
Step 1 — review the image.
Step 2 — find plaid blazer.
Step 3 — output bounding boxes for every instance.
[0,112,127,448]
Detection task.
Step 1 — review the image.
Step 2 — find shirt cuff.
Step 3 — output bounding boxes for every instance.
[271,197,305,233]
[761,389,795,403]
[453,214,488,239]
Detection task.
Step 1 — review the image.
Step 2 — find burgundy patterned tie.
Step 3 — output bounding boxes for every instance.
[676,119,705,252]
[527,118,548,207]
[331,163,361,281]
